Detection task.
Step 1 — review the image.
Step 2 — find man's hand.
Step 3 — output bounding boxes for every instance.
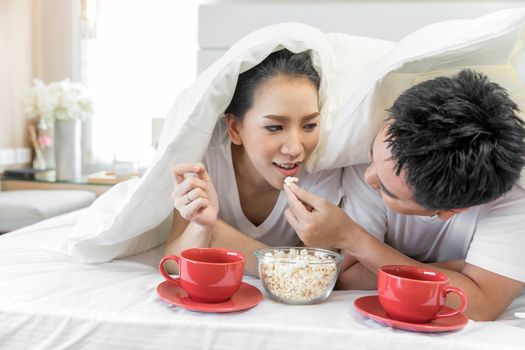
[283,182,360,249]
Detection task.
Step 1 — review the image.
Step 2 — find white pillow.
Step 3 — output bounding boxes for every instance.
[316,8,525,172]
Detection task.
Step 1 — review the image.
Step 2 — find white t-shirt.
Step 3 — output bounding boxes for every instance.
[204,140,343,247]
[342,164,525,283]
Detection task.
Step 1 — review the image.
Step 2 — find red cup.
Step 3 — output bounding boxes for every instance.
[159,248,245,303]
[377,265,467,324]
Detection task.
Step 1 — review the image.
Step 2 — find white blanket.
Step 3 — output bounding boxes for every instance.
[1,211,525,350]
[317,8,525,169]
[64,8,525,263]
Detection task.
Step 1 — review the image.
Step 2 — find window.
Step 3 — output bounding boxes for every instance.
[81,0,198,168]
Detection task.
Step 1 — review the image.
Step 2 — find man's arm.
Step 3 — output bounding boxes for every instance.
[336,255,467,290]
[350,231,523,321]
[284,183,524,321]
[335,253,377,290]
[431,259,466,272]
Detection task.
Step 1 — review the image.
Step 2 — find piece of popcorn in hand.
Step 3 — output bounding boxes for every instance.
[284,176,299,186]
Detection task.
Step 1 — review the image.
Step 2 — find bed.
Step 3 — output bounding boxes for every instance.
[3,4,525,349]
[1,210,524,349]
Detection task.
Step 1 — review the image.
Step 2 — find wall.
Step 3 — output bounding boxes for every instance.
[32,0,78,83]
[0,0,76,161]
[0,0,32,150]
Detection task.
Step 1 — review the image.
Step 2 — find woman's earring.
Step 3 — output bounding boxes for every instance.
[226,114,243,145]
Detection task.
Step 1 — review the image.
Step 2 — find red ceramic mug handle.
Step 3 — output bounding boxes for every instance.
[159,255,181,285]
[435,286,468,319]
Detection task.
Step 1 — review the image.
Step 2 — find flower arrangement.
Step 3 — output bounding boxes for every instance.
[24,79,94,121]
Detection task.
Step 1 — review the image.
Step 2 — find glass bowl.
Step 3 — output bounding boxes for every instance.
[254,247,343,305]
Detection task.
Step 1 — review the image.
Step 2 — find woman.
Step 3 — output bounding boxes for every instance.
[165,49,342,274]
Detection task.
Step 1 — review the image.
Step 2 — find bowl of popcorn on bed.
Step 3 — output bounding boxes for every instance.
[254,247,343,305]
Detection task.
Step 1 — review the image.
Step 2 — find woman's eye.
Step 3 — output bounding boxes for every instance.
[303,123,319,131]
[264,125,282,132]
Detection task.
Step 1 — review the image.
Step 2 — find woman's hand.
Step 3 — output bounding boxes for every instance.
[172,163,219,229]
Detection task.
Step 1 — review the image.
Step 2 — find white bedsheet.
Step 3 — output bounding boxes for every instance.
[1,211,525,350]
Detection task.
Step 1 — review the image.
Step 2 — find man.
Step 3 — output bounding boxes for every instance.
[283,70,525,321]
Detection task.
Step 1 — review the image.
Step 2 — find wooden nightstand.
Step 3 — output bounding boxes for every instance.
[0,173,111,197]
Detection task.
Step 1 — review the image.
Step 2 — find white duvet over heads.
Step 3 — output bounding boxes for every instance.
[62,8,525,263]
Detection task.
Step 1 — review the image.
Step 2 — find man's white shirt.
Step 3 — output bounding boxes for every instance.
[342,164,525,283]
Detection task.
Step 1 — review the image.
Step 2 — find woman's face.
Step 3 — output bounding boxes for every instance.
[230,75,320,190]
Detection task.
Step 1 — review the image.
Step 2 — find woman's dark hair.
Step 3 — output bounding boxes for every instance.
[225,49,320,119]
[386,69,525,210]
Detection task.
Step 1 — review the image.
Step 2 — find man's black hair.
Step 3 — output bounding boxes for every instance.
[386,69,525,210]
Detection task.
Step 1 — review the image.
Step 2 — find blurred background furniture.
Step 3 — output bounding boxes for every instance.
[0,172,111,196]
[0,190,96,233]
[0,176,99,233]
[0,188,96,233]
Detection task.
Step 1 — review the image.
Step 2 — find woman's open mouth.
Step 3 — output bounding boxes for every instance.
[273,162,301,176]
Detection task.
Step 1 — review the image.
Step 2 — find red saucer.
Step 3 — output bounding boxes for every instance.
[157,281,263,313]
[354,295,468,333]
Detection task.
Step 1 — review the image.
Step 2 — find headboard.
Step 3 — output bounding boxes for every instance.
[197,1,525,73]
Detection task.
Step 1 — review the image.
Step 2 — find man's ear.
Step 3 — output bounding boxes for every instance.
[225,113,242,145]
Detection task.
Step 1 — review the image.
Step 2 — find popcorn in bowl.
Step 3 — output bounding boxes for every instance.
[254,247,343,305]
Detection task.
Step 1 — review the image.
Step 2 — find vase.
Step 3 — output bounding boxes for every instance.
[54,119,82,181]
[36,118,55,169]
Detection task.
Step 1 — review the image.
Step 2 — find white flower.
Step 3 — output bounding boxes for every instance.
[24,79,94,121]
